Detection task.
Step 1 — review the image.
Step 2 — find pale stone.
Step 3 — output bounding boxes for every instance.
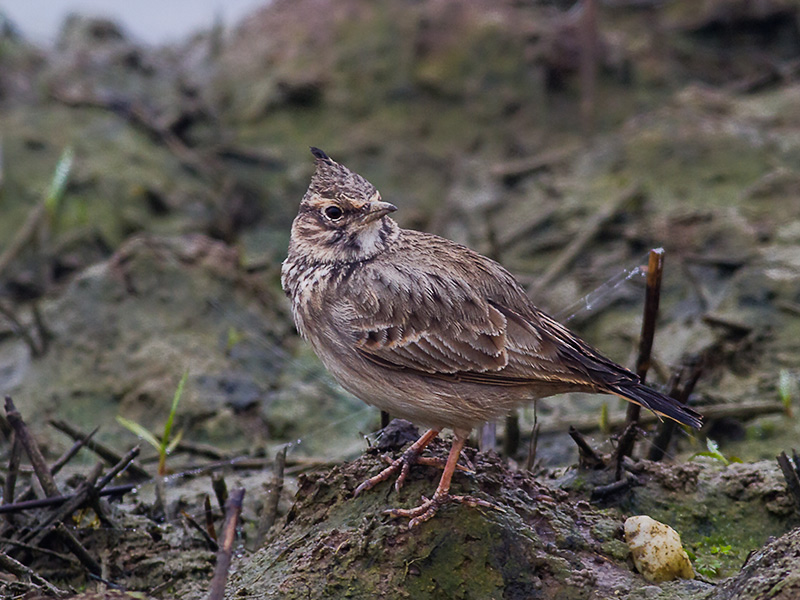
[624,515,695,583]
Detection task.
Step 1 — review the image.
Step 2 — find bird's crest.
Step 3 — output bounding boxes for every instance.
[304,147,378,210]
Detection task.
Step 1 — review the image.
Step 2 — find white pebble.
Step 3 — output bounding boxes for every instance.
[624,515,695,583]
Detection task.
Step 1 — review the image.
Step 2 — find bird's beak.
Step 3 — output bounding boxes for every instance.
[362,201,397,223]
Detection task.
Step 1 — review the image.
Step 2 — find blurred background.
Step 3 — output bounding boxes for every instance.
[2,0,266,45]
[1,0,799,470]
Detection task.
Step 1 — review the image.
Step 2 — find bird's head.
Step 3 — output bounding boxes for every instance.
[289,147,398,263]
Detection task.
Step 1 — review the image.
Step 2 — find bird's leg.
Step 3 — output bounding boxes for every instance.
[386,429,497,528]
[354,428,441,496]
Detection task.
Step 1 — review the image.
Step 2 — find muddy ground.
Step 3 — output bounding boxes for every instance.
[1,0,800,598]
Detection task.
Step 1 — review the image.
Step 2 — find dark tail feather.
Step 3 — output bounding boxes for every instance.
[609,382,703,429]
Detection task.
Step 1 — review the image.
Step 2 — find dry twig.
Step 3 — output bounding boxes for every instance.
[50,419,151,481]
[624,248,664,426]
[207,487,245,600]
[0,550,67,596]
[182,508,219,552]
[0,484,135,515]
[26,462,104,546]
[4,434,21,523]
[255,446,287,548]
[503,414,520,457]
[648,363,703,461]
[8,426,98,507]
[777,451,800,516]
[616,249,665,471]
[211,473,228,511]
[5,396,60,497]
[568,426,605,469]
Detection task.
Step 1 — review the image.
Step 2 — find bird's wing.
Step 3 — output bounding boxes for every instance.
[349,267,512,374]
[347,258,619,387]
[345,249,703,428]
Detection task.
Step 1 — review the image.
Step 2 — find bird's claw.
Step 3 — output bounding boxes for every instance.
[354,447,422,496]
[385,493,500,528]
[354,437,470,496]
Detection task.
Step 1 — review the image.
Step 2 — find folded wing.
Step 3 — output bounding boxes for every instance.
[347,256,702,429]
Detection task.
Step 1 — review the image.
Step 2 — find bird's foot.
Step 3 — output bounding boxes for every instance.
[385,492,499,528]
[354,448,471,497]
[356,428,472,496]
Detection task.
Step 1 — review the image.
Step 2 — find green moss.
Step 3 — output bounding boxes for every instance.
[622,461,798,580]
[623,119,772,210]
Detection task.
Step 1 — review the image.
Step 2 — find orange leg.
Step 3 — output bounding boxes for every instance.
[386,429,496,528]
[354,428,441,497]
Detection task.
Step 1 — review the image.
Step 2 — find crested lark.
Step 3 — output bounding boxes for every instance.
[282,148,703,527]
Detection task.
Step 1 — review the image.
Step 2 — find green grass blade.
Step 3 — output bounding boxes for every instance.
[45,146,74,219]
[165,429,184,455]
[116,416,161,451]
[161,370,188,452]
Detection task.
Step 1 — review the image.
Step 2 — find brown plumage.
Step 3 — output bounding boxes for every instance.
[282,147,702,526]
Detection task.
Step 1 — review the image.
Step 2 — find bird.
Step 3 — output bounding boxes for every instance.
[281,147,703,527]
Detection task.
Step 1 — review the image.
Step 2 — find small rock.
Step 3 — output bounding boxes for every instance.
[624,515,695,583]
[375,418,420,450]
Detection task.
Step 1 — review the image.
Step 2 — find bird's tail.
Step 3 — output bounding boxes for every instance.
[609,382,703,429]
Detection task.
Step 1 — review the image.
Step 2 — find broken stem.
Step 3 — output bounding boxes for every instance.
[618,248,665,468]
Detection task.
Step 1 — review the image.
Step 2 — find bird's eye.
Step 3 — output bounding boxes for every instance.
[324,205,343,220]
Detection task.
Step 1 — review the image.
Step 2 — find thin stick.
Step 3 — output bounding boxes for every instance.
[614,422,639,480]
[51,89,223,181]
[26,462,103,546]
[207,487,245,600]
[0,536,77,563]
[255,447,287,547]
[635,248,664,381]
[0,484,136,514]
[211,473,228,511]
[648,364,702,461]
[95,445,141,490]
[568,426,605,469]
[591,473,636,502]
[204,495,217,542]
[525,400,540,471]
[5,396,60,497]
[10,426,98,506]
[175,440,229,460]
[0,550,67,596]
[777,452,800,515]
[626,248,665,425]
[4,433,21,521]
[49,419,151,480]
[183,509,219,551]
[616,249,665,469]
[54,522,102,576]
[503,414,520,458]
